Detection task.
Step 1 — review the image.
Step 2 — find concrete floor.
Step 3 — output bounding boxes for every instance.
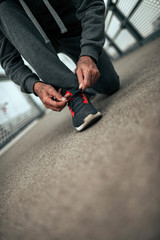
[0,38,160,240]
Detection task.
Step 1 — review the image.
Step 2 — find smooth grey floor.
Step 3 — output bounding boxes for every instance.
[0,38,160,240]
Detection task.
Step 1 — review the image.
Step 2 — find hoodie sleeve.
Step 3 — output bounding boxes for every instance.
[72,0,105,63]
[0,29,40,94]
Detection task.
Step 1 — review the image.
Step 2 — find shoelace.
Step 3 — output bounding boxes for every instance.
[68,92,89,115]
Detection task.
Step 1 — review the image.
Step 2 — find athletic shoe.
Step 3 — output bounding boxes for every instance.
[65,90,101,131]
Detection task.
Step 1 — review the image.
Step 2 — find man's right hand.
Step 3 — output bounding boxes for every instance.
[33,82,69,112]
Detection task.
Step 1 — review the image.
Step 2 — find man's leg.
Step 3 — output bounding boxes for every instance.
[0,0,79,90]
[92,49,120,95]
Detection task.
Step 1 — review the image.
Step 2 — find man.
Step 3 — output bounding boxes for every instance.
[0,0,120,131]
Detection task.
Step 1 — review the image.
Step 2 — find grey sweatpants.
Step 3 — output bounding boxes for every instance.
[0,0,120,95]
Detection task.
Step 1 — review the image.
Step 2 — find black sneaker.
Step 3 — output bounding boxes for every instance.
[64,90,102,131]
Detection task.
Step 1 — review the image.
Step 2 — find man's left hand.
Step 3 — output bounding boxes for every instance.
[75,56,100,91]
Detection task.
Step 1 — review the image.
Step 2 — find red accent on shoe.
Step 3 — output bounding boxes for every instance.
[81,93,88,104]
[68,105,75,117]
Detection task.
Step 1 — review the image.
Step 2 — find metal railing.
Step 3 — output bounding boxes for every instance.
[104,0,160,59]
[0,79,45,149]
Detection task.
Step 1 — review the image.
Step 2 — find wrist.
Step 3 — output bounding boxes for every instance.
[33,81,44,96]
[79,55,97,64]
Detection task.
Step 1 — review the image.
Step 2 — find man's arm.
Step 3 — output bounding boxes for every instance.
[0,29,68,111]
[72,0,105,90]
[73,0,105,62]
[0,28,40,93]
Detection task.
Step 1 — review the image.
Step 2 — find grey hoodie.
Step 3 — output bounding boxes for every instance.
[0,0,105,93]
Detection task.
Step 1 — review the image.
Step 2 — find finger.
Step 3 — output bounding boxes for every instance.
[51,102,66,112]
[64,93,71,100]
[45,104,65,112]
[82,70,91,90]
[45,99,67,110]
[76,69,84,89]
[90,71,100,86]
[95,71,100,81]
[56,89,69,102]
[58,88,68,101]
[43,97,66,108]
[58,88,62,94]
[74,66,78,74]
[49,87,64,102]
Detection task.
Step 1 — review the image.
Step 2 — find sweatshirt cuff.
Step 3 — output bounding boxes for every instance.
[23,76,41,94]
[80,45,100,64]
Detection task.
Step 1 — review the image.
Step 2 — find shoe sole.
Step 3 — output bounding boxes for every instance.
[76,112,102,132]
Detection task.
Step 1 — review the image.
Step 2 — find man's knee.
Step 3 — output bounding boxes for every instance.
[102,74,120,95]
[109,74,120,95]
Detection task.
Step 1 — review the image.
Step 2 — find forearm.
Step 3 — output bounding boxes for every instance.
[0,30,40,93]
[3,57,40,94]
[73,0,105,63]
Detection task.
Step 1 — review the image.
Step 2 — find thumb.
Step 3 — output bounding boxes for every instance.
[57,88,69,101]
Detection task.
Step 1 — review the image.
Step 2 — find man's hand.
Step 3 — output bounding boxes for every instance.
[75,56,100,91]
[33,82,69,112]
